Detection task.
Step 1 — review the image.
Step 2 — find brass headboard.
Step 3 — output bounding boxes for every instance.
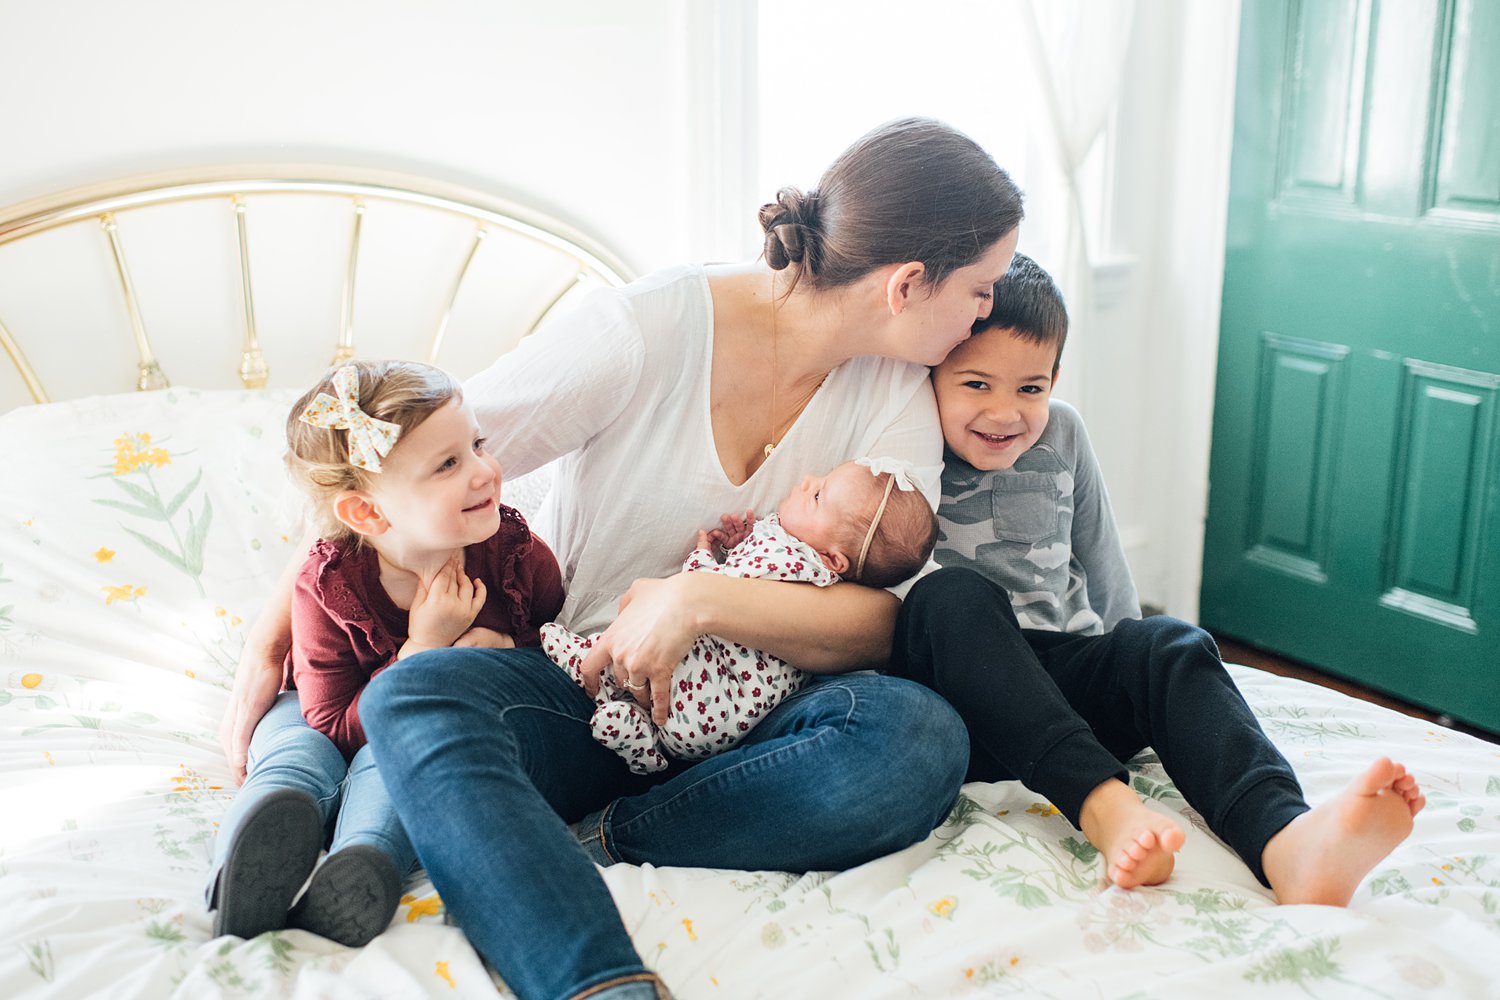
[0,166,635,410]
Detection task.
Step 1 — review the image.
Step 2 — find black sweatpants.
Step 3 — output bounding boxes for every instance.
[889,567,1310,886]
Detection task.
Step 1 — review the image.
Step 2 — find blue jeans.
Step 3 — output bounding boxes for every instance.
[362,646,968,1000]
[211,692,417,889]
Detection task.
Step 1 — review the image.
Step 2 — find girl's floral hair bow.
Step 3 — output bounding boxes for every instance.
[297,365,402,472]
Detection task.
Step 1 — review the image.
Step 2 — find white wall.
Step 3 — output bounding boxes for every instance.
[0,0,694,273]
[0,0,1242,621]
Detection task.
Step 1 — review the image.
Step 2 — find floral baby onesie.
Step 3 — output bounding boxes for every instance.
[542,514,836,773]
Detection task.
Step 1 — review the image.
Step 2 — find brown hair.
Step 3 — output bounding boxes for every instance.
[971,252,1068,373]
[759,118,1024,293]
[284,359,462,539]
[840,473,940,589]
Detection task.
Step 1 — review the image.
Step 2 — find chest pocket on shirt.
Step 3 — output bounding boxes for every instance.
[990,473,1062,544]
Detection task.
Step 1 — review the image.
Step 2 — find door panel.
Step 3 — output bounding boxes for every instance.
[1202,0,1500,731]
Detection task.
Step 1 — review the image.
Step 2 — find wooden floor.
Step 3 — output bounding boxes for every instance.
[1213,633,1499,746]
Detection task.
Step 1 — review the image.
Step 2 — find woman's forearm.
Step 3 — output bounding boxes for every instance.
[687,573,898,673]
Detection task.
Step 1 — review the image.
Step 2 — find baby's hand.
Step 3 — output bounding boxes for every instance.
[707,510,756,552]
[408,555,486,650]
[454,627,515,649]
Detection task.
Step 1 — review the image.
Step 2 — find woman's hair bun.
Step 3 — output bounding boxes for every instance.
[758,187,820,272]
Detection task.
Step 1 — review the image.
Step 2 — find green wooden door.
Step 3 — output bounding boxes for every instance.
[1201,0,1500,731]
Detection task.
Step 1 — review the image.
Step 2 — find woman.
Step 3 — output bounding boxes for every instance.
[221,117,1023,1000]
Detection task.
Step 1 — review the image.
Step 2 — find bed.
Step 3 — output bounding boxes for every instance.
[2,170,1498,1000]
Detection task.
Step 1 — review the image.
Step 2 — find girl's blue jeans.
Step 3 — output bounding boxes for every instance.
[210,692,418,891]
[361,646,969,1000]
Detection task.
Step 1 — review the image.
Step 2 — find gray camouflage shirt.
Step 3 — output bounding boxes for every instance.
[935,399,1140,635]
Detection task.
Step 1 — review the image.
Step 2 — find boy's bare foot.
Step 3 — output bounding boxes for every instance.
[1079,779,1187,889]
[1262,757,1425,907]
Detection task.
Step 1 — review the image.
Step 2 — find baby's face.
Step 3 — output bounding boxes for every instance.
[777,462,875,556]
[932,326,1056,471]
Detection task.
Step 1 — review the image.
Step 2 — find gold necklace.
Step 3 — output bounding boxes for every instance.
[765,286,780,458]
[763,278,828,459]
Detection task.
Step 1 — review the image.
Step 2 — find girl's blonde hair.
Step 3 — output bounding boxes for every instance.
[284,360,462,539]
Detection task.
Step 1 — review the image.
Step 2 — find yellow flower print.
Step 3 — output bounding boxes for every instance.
[9,670,54,692]
[401,893,443,923]
[112,432,172,475]
[434,961,455,989]
[94,547,116,563]
[101,584,147,605]
[214,607,227,617]
[927,896,958,919]
[682,918,697,941]
[1026,803,1062,818]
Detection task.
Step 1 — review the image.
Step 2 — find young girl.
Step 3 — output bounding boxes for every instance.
[207,360,563,946]
[544,458,938,773]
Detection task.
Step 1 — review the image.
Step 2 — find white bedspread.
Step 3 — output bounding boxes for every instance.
[3,389,1498,999]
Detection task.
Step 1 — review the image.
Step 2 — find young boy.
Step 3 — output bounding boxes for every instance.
[890,253,1425,904]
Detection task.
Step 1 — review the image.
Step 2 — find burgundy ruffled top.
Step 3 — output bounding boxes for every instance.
[285,505,564,759]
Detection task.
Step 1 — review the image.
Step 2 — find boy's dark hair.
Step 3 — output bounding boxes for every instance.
[972,252,1068,373]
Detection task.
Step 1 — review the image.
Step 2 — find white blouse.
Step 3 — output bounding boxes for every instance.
[466,264,944,636]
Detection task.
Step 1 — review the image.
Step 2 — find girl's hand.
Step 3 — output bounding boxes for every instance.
[454,627,515,649]
[707,510,755,553]
[407,556,486,651]
[218,642,284,785]
[578,574,699,726]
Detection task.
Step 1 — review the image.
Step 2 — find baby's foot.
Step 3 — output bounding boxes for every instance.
[1079,779,1187,889]
[1262,757,1425,906]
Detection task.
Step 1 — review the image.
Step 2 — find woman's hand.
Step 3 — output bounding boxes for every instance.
[218,641,285,786]
[578,574,700,726]
[454,627,515,649]
[406,556,486,654]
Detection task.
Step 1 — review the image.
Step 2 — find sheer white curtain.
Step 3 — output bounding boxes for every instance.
[751,0,1137,420]
[1016,0,1137,419]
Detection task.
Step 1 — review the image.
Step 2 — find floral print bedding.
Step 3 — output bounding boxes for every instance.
[2,389,1498,999]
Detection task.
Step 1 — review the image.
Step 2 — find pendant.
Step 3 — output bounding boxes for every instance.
[763,442,775,459]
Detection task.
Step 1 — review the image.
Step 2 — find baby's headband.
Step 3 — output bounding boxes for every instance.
[297,365,402,473]
[853,457,921,579]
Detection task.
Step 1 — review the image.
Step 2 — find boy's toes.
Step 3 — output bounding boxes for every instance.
[1125,830,1157,861]
[1160,826,1187,853]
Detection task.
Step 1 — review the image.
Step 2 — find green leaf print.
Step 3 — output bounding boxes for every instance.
[1244,938,1342,989]
[95,435,209,595]
[164,468,203,518]
[23,940,55,981]
[92,497,167,520]
[184,496,213,574]
[122,526,193,575]
[146,920,187,947]
[1006,883,1050,909]
[108,475,166,512]
[1060,836,1099,864]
